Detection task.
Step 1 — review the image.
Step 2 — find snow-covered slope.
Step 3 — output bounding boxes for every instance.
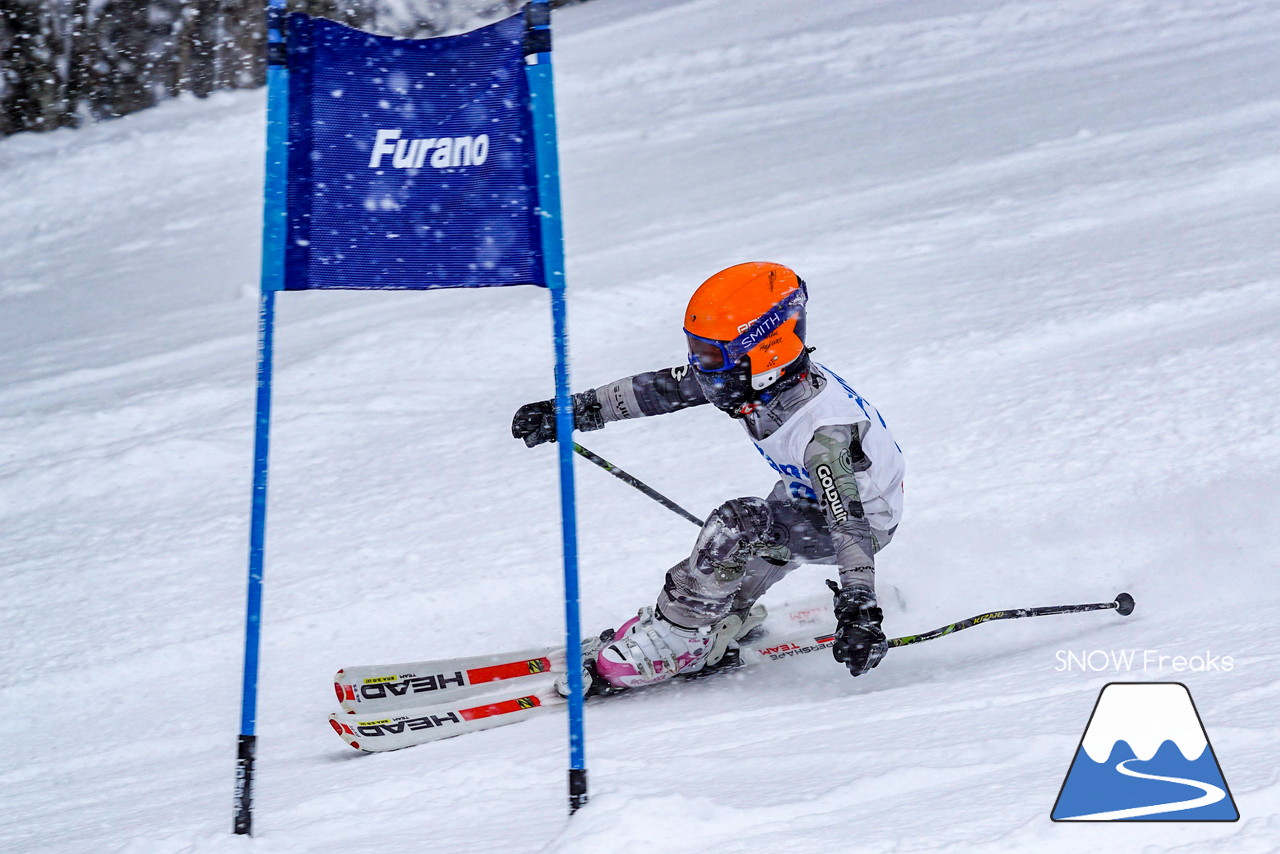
[2,0,1278,851]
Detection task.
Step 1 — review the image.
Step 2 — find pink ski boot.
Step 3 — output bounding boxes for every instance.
[593,607,714,689]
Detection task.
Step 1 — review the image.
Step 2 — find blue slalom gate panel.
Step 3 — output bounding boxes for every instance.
[284,13,542,290]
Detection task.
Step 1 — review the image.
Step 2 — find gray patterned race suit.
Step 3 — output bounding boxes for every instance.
[590,364,898,629]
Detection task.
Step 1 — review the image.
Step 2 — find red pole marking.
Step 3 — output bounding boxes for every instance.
[467,657,553,684]
[458,696,542,721]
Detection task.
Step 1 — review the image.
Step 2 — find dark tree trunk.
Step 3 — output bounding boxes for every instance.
[1,0,72,133]
[222,0,262,90]
[154,0,188,99]
[63,0,93,125]
[237,0,265,89]
[93,0,157,118]
[186,0,219,98]
[0,2,16,136]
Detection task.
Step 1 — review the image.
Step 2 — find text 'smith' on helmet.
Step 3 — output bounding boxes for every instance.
[684,262,809,414]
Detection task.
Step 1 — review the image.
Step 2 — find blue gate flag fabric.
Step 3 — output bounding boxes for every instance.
[1052,683,1239,821]
[284,13,542,290]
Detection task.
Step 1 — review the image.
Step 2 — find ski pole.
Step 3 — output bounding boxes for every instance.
[886,591,1136,648]
[572,443,705,528]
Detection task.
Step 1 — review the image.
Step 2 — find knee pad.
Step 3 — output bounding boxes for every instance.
[692,497,773,579]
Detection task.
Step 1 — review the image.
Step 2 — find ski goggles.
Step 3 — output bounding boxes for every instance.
[685,282,807,372]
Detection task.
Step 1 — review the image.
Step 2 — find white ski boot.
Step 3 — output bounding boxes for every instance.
[557,603,769,695]
[593,607,715,688]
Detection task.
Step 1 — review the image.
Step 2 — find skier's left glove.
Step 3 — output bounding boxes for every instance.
[511,390,606,448]
[827,579,887,677]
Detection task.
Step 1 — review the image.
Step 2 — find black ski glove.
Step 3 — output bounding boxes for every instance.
[511,390,606,448]
[827,579,887,677]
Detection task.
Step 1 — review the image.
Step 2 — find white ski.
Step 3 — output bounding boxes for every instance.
[329,614,839,752]
[333,592,834,715]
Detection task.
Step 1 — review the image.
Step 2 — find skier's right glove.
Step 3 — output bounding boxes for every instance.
[827,579,887,677]
[511,390,606,448]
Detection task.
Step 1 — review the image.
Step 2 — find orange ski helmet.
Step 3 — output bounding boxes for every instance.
[684,262,810,413]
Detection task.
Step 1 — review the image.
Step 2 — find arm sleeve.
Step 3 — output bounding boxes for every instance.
[592,365,708,422]
[803,423,882,595]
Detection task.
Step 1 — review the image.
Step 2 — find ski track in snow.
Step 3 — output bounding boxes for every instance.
[2,0,1279,851]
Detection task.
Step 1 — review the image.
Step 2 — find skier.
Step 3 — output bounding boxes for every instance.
[512,262,905,692]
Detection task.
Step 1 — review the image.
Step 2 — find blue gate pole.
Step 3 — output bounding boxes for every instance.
[525,0,588,814]
[235,0,289,836]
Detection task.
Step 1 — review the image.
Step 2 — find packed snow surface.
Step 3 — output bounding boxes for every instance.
[2,0,1278,851]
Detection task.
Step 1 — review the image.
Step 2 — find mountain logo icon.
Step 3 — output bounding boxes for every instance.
[1052,682,1238,821]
